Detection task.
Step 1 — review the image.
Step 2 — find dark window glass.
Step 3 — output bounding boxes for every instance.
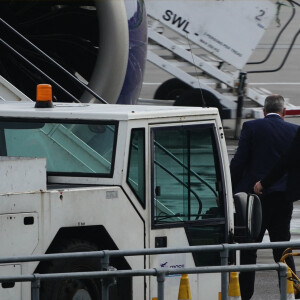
[152,125,224,224]
[127,129,145,207]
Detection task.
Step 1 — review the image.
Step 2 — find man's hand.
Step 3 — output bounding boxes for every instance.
[254,181,263,194]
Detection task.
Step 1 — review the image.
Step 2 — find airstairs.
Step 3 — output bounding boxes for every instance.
[145,0,300,119]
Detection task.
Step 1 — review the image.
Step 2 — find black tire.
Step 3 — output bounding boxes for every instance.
[174,89,205,107]
[154,78,192,100]
[40,239,102,300]
[174,88,222,108]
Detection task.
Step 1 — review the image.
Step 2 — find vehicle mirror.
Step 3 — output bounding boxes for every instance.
[247,193,262,240]
[234,192,262,242]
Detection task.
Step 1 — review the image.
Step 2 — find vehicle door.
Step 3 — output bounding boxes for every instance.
[149,121,228,299]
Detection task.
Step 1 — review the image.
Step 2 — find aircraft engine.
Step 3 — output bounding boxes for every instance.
[0,0,147,104]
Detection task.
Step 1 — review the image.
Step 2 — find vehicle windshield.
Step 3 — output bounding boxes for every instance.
[0,119,118,176]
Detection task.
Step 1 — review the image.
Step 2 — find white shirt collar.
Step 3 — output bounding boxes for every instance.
[266,113,281,117]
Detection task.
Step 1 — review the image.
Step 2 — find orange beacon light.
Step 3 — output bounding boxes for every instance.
[35,84,54,108]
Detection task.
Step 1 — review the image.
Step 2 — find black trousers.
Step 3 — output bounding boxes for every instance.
[239,192,295,300]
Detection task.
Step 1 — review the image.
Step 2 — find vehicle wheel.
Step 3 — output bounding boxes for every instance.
[174,88,205,107]
[174,88,223,108]
[154,78,192,100]
[40,239,102,300]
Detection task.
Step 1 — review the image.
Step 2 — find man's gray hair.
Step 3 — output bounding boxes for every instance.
[264,94,285,114]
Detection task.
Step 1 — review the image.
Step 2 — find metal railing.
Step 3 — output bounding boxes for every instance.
[1,241,300,300]
[0,17,107,104]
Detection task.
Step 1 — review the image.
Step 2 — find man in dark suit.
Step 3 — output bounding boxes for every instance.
[230,94,299,300]
[254,126,300,202]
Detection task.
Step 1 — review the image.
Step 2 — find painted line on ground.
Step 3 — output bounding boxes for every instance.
[249,82,300,85]
[143,82,300,86]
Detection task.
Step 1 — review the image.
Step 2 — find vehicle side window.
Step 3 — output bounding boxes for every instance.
[152,124,224,225]
[127,128,145,207]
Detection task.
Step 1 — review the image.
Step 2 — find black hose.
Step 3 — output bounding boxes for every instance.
[247,28,300,74]
[247,1,295,65]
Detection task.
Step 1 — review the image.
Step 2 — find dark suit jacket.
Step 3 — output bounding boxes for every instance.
[230,114,298,195]
[261,127,300,202]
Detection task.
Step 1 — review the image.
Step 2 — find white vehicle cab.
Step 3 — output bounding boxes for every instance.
[0,90,261,299]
